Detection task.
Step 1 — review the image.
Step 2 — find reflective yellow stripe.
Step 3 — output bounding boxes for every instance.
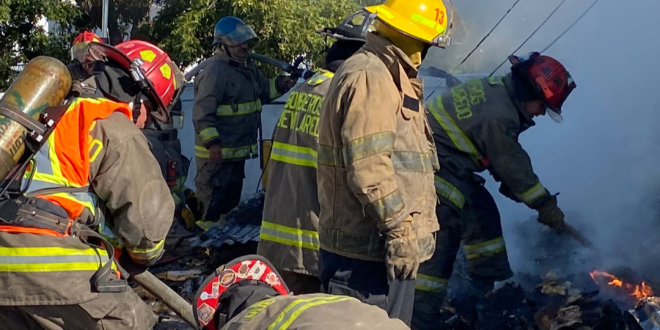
[267,296,354,330]
[195,144,258,159]
[434,175,465,209]
[128,239,165,261]
[464,237,506,260]
[269,77,281,100]
[427,95,484,166]
[199,127,220,142]
[343,131,396,165]
[307,70,334,86]
[270,141,317,168]
[195,145,210,158]
[260,221,319,250]
[223,143,258,159]
[0,246,110,272]
[415,274,448,293]
[517,182,547,205]
[216,100,262,116]
[369,191,404,222]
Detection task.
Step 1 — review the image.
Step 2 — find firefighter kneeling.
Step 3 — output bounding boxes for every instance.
[0,41,179,330]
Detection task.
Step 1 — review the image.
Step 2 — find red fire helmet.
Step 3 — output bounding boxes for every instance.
[70,31,102,62]
[510,52,576,122]
[87,40,184,122]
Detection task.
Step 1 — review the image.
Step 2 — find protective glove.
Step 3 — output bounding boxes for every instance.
[208,144,223,163]
[384,218,419,281]
[185,189,205,221]
[180,207,197,231]
[535,195,566,233]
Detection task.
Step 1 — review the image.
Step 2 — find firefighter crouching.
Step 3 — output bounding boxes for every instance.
[194,255,411,330]
[0,41,179,330]
[193,16,296,223]
[316,0,456,325]
[257,12,368,294]
[412,53,576,329]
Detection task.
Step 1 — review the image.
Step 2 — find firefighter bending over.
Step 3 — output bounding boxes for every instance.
[0,41,180,329]
[194,255,410,330]
[412,53,576,329]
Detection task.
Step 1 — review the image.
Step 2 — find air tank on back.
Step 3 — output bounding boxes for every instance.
[0,56,72,181]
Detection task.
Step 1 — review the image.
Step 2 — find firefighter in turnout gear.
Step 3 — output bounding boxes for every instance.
[257,12,369,295]
[68,31,102,82]
[411,52,576,329]
[193,16,296,223]
[0,41,179,330]
[316,0,455,325]
[194,255,411,330]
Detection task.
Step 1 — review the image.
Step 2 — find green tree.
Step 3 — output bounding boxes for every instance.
[146,0,380,75]
[0,0,85,90]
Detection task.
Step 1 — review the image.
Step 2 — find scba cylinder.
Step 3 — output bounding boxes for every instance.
[0,56,72,181]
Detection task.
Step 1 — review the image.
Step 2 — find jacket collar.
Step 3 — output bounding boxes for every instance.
[363,33,422,99]
[503,73,536,129]
[364,33,418,81]
[214,49,248,69]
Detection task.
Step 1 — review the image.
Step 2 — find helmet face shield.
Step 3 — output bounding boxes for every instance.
[221,24,258,47]
[547,108,563,123]
[431,0,454,48]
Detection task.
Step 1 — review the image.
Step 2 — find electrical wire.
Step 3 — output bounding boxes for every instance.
[488,0,568,76]
[540,0,602,53]
[450,0,522,74]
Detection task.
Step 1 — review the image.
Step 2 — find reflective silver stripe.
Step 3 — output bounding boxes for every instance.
[260,221,320,250]
[517,182,547,205]
[0,254,109,264]
[317,145,342,167]
[391,151,435,173]
[434,175,465,209]
[464,237,506,260]
[223,143,259,159]
[342,132,396,165]
[415,274,448,293]
[367,191,404,223]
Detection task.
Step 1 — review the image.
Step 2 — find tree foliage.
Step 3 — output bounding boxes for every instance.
[0,0,85,90]
[1,0,380,89]
[147,0,380,75]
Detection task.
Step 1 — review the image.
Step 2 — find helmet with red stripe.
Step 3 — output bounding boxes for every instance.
[87,40,184,124]
[70,31,102,62]
[194,255,290,329]
[509,52,576,122]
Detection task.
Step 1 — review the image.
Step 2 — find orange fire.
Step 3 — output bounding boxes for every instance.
[590,271,654,300]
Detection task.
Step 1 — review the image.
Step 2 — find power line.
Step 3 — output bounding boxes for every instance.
[541,0,602,53]
[450,0,522,74]
[488,0,568,76]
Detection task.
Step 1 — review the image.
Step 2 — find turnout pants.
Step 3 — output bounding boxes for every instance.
[412,172,513,330]
[0,289,156,330]
[319,249,416,326]
[194,158,246,222]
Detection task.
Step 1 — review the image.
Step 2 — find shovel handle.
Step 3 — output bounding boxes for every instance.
[562,222,595,249]
[131,270,199,328]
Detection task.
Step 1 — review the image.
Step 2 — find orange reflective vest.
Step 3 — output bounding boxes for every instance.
[0,98,132,237]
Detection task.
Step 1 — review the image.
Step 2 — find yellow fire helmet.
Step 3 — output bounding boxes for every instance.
[365,0,455,48]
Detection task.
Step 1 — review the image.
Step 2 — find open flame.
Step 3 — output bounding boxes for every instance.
[590,271,654,300]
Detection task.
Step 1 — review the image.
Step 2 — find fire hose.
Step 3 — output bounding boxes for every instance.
[130,270,199,328]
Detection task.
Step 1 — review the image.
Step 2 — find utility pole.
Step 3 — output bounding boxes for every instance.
[102,0,109,42]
